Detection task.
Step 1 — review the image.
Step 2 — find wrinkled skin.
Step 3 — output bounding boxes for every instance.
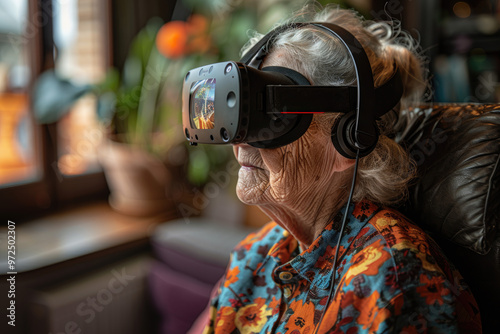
[234,53,355,246]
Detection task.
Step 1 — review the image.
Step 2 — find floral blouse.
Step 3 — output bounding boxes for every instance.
[203,200,482,334]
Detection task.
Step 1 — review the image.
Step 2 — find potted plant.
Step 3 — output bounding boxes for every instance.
[32,18,197,217]
[32,0,308,218]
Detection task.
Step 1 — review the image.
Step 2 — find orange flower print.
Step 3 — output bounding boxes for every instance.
[214,306,237,333]
[203,306,218,334]
[392,236,438,272]
[285,300,316,333]
[356,290,390,332]
[400,326,419,334]
[417,274,450,306]
[344,239,390,284]
[416,252,439,272]
[353,200,379,219]
[224,266,240,287]
[238,223,277,248]
[269,296,281,315]
[374,215,399,228]
[316,290,347,332]
[235,297,272,333]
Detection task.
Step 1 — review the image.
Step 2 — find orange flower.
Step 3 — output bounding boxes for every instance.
[321,290,390,332]
[392,293,405,316]
[156,14,212,59]
[285,299,316,333]
[239,223,276,246]
[374,217,399,228]
[416,252,439,272]
[356,290,391,332]
[416,274,450,306]
[224,266,240,287]
[187,14,209,33]
[315,290,344,333]
[400,326,420,334]
[189,35,211,53]
[186,14,211,53]
[344,239,391,284]
[215,306,236,333]
[269,296,281,315]
[235,298,272,332]
[156,20,189,58]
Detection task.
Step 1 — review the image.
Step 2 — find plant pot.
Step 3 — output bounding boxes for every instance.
[98,139,178,217]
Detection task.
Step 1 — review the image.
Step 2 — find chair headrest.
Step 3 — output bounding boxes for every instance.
[397,104,500,255]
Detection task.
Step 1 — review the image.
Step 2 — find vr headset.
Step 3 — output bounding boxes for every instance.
[182,22,403,159]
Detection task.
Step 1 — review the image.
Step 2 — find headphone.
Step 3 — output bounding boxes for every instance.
[240,22,403,159]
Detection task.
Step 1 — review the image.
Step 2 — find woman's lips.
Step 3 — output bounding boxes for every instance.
[235,145,264,170]
[240,163,258,169]
[238,161,262,169]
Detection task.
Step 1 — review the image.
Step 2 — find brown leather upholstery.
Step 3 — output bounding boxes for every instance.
[396,104,500,333]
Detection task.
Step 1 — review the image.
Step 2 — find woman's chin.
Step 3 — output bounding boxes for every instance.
[235,180,268,205]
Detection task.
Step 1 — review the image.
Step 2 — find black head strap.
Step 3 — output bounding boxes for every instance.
[240,22,403,155]
[264,65,402,116]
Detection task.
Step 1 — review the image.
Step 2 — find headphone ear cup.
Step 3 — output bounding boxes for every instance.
[331,111,358,159]
[331,111,378,159]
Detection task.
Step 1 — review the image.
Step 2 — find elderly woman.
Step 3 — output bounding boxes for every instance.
[200,5,481,334]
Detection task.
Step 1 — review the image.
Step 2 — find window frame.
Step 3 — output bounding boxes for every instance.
[1,0,180,220]
[0,0,111,220]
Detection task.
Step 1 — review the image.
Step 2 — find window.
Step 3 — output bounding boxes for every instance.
[0,0,38,187]
[0,0,111,219]
[53,0,108,177]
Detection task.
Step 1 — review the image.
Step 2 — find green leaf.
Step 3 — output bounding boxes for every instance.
[32,70,92,124]
[188,149,211,185]
[129,18,163,70]
[97,68,121,93]
[96,91,116,125]
[122,56,143,90]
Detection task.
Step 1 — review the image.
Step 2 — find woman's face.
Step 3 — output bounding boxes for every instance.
[233,52,354,215]
[233,119,347,209]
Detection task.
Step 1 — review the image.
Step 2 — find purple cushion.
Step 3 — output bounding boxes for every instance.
[152,244,227,285]
[149,218,257,333]
[151,218,255,284]
[148,260,214,334]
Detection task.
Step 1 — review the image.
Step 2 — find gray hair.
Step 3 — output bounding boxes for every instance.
[242,4,427,206]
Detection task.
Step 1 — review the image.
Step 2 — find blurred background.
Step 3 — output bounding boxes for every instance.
[0,0,499,333]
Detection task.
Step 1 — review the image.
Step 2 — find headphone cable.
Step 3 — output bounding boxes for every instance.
[313,149,360,334]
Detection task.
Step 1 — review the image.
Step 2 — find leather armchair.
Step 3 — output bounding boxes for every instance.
[397,103,500,333]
